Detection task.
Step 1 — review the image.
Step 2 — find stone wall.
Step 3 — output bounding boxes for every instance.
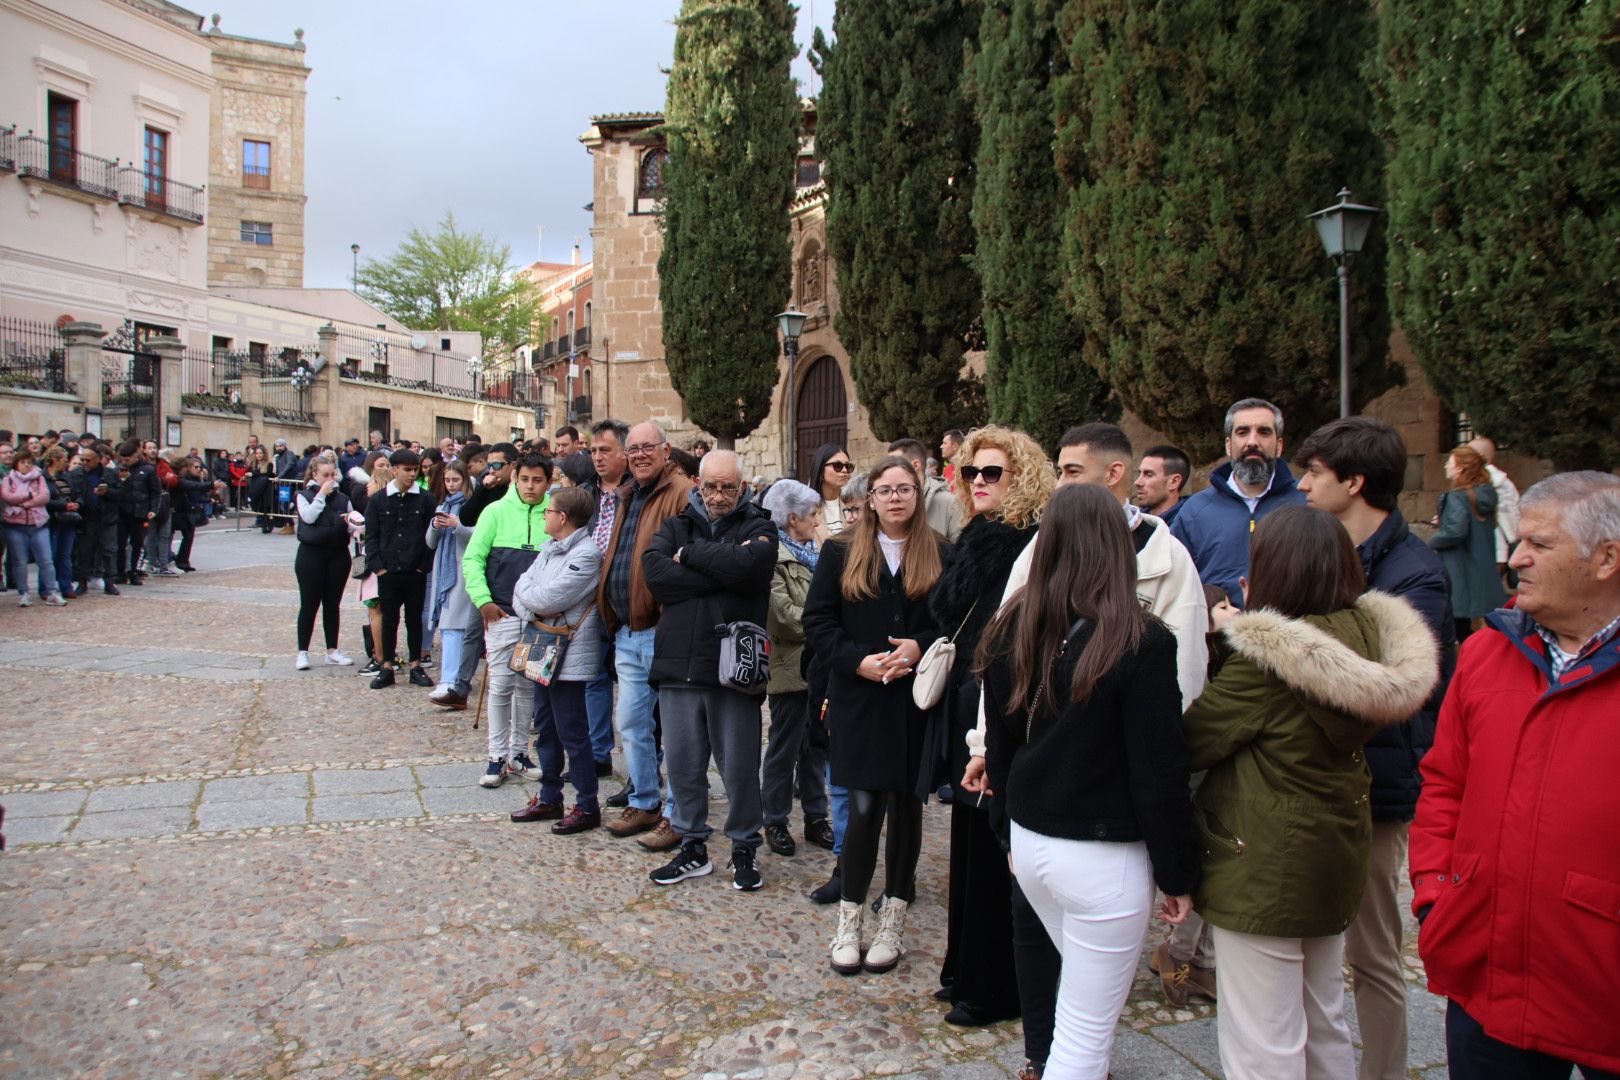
[205,27,309,289]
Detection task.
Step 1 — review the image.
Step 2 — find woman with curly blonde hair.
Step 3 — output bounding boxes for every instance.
[930,426,1052,1026]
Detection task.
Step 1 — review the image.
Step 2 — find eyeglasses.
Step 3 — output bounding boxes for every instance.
[625,442,665,458]
[870,484,917,501]
[826,460,855,473]
[961,465,1006,484]
[841,506,862,520]
[542,506,566,516]
[701,481,740,494]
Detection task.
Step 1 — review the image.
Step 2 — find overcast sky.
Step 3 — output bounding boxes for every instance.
[200,1,834,288]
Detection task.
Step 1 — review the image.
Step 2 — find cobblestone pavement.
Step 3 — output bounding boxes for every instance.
[0,527,1450,1078]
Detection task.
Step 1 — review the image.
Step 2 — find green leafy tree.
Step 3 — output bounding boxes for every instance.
[1053,0,1396,461]
[972,0,1114,453]
[356,212,538,356]
[813,0,981,445]
[1379,2,1620,469]
[658,0,800,448]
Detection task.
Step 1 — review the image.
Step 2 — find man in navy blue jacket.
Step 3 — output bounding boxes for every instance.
[1296,416,1456,1080]
[1169,398,1305,605]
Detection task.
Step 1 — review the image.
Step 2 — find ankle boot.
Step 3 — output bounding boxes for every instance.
[361,623,375,662]
[830,900,864,975]
[864,896,909,973]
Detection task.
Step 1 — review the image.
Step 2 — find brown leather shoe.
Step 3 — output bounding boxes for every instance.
[511,796,563,822]
[635,817,680,851]
[428,687,468,711]
[551,806,602,835]
[1149,939,1173,974]
[1184,962,1217,1001]
[605,805,662,838]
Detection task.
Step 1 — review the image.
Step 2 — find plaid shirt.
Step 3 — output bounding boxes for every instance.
[1535,612,1620,682]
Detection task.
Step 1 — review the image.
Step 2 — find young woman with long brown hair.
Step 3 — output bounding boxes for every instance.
[803,454,946,976]
[977,483,1197,1079]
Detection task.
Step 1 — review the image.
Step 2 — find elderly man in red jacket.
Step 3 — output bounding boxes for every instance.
[1412,471,1620,1080]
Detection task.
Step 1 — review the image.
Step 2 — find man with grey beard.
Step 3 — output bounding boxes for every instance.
[1169,397,1305,605]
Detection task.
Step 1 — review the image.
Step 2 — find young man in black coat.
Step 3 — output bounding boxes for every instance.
[641,450,778,891]
[1295,416,1457,1080]
[112,439,160,585]
[362,449,435,690]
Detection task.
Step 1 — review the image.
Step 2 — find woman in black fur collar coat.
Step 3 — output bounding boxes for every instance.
[930,427,1053,1027]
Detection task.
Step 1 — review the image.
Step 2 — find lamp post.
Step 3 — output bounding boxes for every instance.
[1307,187,1382,418]
[775,305,809,476]
[350,243,360,291]
[467,355,483,401]
[290,363,313,417]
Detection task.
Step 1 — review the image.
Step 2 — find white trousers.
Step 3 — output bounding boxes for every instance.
[1209,926,1356,1080]
[483,615,535,762]
[1011,822,1153,1080]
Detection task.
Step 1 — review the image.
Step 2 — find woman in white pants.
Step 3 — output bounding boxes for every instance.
[1184,506,1438,1080]
[979,484,1199,1079]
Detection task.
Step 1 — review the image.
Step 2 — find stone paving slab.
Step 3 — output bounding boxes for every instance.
[311,791,423,822]
[201,772,310,801]
[70,804,191,840]
[420,783,527,816]
[1,816,73,845]
[81,781,199,813]
[194,795,309,831]
[312,765,418,795]
[1,790,88,818]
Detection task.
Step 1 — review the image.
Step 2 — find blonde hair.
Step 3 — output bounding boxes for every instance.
[951,425,1054,530]
[367,461,394,495]
[838,456,943,601]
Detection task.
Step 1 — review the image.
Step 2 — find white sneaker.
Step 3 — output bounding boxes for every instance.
[88,577,104,591]
[478,759,506,788]
[18,593,32,608]
[295,651,311,670]
[325,650,354,666]
[43,592,67,607]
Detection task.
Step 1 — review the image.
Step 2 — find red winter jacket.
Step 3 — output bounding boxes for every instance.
[1411,606,1620,1073]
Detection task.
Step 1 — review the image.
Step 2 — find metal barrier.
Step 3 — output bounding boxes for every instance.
[232,478,303,531]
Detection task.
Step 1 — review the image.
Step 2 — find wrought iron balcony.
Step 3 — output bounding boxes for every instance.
[574,325,591,349]
[17,134,117,199]
[0,126,15,173]
[541,340,556,361]
[117,165,204,224]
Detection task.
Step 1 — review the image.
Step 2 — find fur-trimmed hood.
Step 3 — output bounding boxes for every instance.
[929,515,1035,631]
[1223,591,1440,744]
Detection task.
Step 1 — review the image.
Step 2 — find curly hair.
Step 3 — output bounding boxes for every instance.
[951,425,1054,530]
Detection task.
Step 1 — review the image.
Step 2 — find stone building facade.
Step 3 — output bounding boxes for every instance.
[519,255,595,433]
[581,110,884,484]
[203,15,308,289]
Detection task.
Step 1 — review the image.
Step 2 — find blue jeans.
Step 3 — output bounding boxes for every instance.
[826,763,849,858]
[436,628,463,691]
[613,625,662,812]
[50,525,76,593]
[585,638,615,765]
[5,524,58,597]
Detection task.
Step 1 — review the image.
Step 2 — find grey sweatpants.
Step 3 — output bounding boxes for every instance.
[659,684,764,851]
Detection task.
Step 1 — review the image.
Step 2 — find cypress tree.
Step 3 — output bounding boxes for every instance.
[658,0,800,447]
[1053,0,1396,461]
[814,0,980,445]
[972,0,1114,453]
[1380,2,1620,469]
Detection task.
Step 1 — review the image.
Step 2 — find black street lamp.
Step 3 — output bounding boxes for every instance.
[775,305,809,475]
[350,243,360,291]
[1307,187,1382,418]
[290,363,313,417]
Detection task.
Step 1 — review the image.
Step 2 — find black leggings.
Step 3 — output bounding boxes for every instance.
[295,543,349,651]
[840,788,924,905]
[1010,876,1061,1070]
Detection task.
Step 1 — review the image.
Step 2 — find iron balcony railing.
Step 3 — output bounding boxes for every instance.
[117,165,204,224]
[0,317,71,394]
[574,325,591,349]
[541,340,556,361]
[17,134,118,199]
[0,126,15,172]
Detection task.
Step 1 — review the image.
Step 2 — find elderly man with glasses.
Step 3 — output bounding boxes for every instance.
[597,422,695,846]
[640,450,779,890]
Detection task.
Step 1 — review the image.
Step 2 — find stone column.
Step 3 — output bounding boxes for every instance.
[61,321,106,414]
[146,336,185,448]
[240,361,266,441]
[315,323,341,435]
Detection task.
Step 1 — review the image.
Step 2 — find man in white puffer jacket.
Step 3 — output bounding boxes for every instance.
[961,422,1212,1075]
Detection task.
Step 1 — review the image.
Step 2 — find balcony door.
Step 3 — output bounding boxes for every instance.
[47,92,76,183]
[144,127,168,211]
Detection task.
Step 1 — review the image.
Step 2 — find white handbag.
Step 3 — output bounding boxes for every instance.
[912,601,977,710]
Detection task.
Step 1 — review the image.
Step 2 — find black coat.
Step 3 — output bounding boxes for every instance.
[802,533,946,794]
[175,475,213,527]
[927,516,1036,800]
[363,486,434,576]
[1357,510,1457,821]
[115,460,161,519]
[643,492,778,688]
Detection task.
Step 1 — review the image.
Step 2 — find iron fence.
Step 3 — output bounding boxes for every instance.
[332,330,519,403]
[0,317,70,394]
[17,134,118,199]
[182,349,247,415]
[116,165,204,224]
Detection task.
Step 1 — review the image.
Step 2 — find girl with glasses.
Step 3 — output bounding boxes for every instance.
[803,455,946,977]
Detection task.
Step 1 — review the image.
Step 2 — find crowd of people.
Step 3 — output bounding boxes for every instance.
[6,402,1616,1080]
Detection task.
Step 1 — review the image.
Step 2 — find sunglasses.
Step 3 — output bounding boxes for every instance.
[961,465,1006,484]
[826,460,855,473]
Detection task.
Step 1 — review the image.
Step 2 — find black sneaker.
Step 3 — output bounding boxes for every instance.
[730,845,763,891]
[369,667,395,689]
[103,583,121,596]
[407,666,433,687]
[358,658,382,676]
[765,822,796,857]
[649,841,712,886]
[605,782,632,809]
[805,816,835,850]
[809,868,841,905]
